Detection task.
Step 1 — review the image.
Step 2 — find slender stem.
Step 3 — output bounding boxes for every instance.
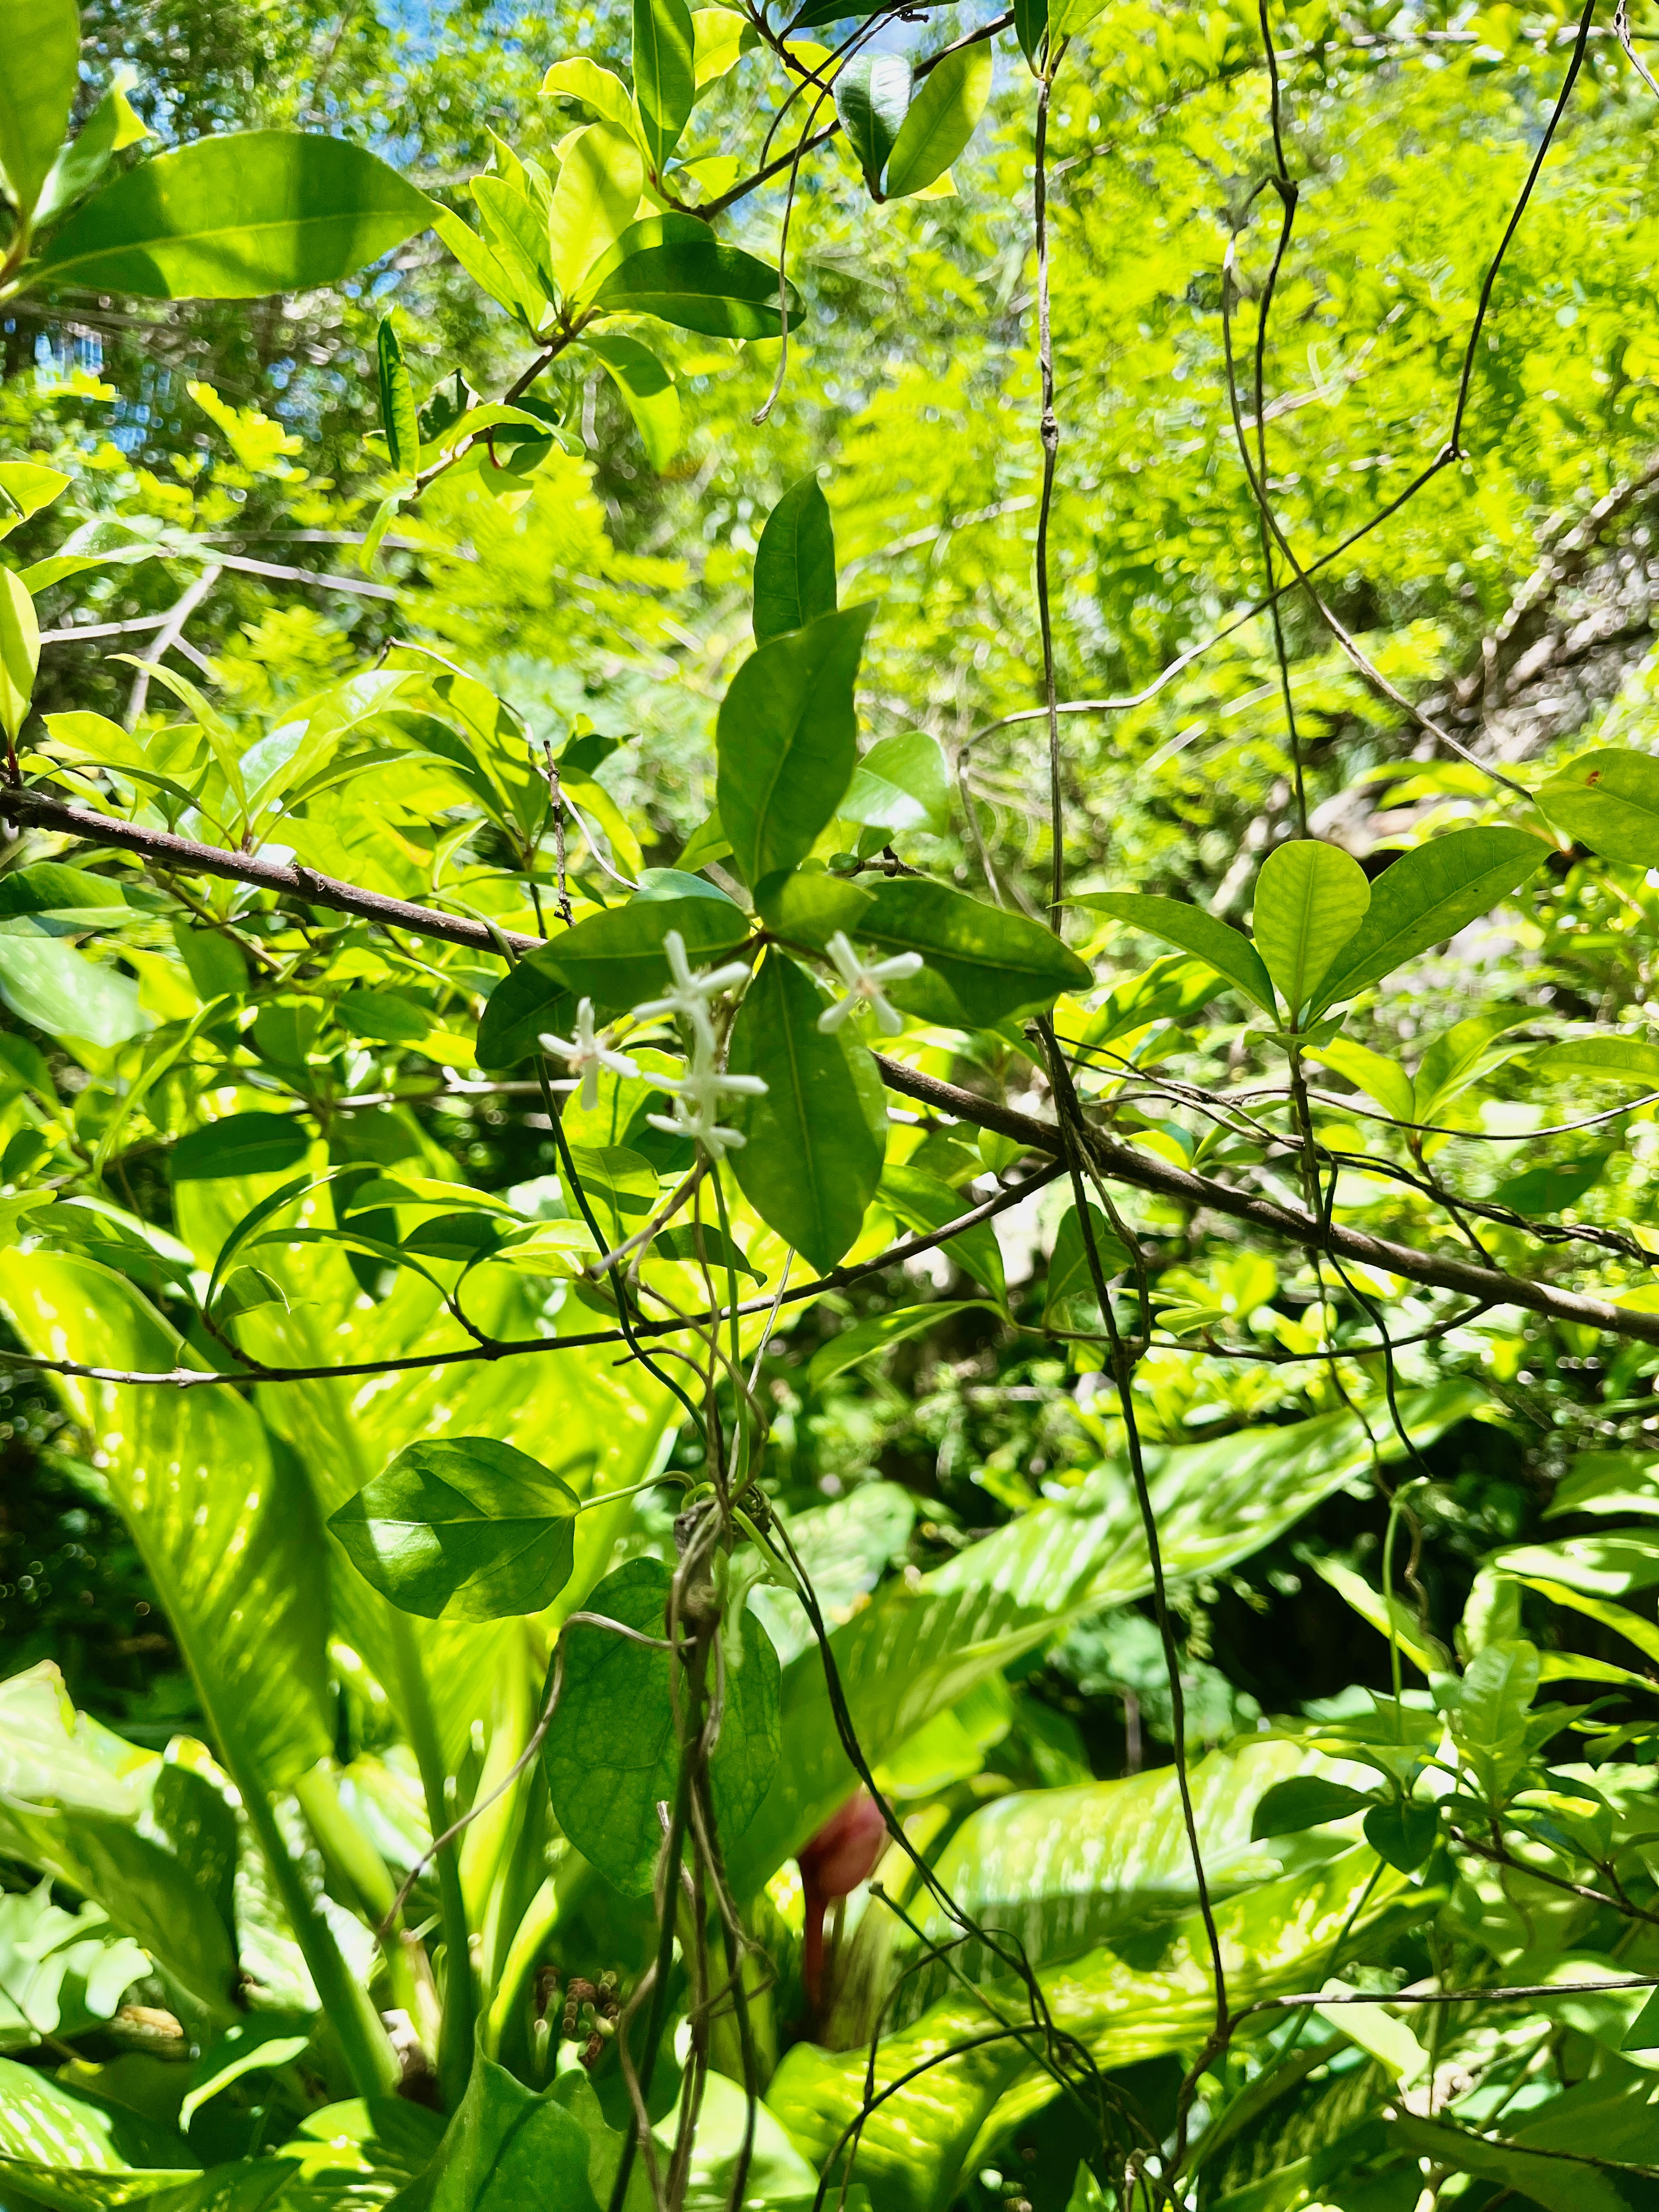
[387,1611,476,2108]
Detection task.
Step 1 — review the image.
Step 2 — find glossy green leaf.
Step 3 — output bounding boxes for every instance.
[329,1437,579,1622]
[34,75,149,231]
[171,1112,309,1183]
[403,2049,601,2212]
[651,1220,761,1280]
[1251,840,1370,1020]
[879,1161,1005,1299]
[476,952,574,1071]
[178,2015,313,2131]
[726,950,885,1269]
[840,730,949,835]
[1364,1797,1440,1872]
[1446,1637,1539,1799]
[1305,1037,1417,1124]
[861,877,1092,1025]
[542,1558,781,1894]
[1315,827,1547,1011]
[1534,1034,1659,1087]
[717,604,873,884]
[833,53,911,190]
[0,938,151,1047]
[883,42,992,199]
[376,317,419,475]
[753,474,837,644]
[544,893,749,1017]
[0,462,72,541]
[634,0,696,175]
[1251,1774,1372,1839]
[540,57,637,130]
[1393,2115,1628,2212]
[1044,1201,1129,1329]
[1014,0,1048,69]
[1492,1147,1610,1216]
[0,1880,149,2056]
[753,865,874,948]
[0,0,80,223]
[548,123,644,297]
[31,132,432,298]
[1077,892,1273,1012]
[0,861,126,919]
[0,2053,198,2211]
[1,565,40,742]
[806,1300,995,1391]
[1492,1531,1659,1596]
[586,212,802,337]
[561,1142,656,1252]
[580,330,679,470]
[1539,747,1659,865]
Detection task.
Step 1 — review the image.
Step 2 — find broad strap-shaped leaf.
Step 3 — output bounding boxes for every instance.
[1250,839,1370,1021]
[1314,827,1547,1012]
[30,132,432,299]
[585,212,803,337]
[633,0,696,176]
[0,2055,198,2211]
[833,53,911,190]
[0,1250,332,1796]
[753,475,838,643]
[727,950,885,1270]
[883,42,992,199]
[806,1300,995,1391]
[547,122,644,298]
[0,0,80,223]
[329,1437,580,1622]
[717,604,873,884]
[1539,747,1659,866]
[542,1559,780,1894]
[1077,891,1272,1012]
[579,330,679,470]
[860,876,1092,1025]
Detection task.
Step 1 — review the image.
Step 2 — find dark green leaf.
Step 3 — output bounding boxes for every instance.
[1315,827,1549,1011]
[879,1161,1005,1300]
[171,1112,309,1183]
[0,2053,198,2211]
[476,952,573,1071]
[1363,1798,1440,1872]
[1250,840,1370,1021]
[0,864,127,918]
[328,1436,579,1622]
[32,132,432,299]
[652,1222,762,1280]
[1045,1201,1128,1330]
[832,54,910,190]
[376,316,419,475]
[1392,2116,1627,2212]
[542,1558,781,1894]
[862,877,1091,1025]
[807,1300,994,1391]
[549,894,750,1016]
[634,0,696,174]
[172,921,247,1004]
[0,0,80,223]
[753,475,838,643]
[1491,1148,1611,1217]
[883,43,992,199]
[587,213,802,338]
[399,2049,601,2212]
[716,605,873,885]
[754,866,874,949]
[1077,892,1272,1013]
[726,951,885,1270]
[1014,0,1048,68]
[840,730,948,835]
[579,331,679,472]
[561,1143,656,1252]
[1250,1775,1372,1840]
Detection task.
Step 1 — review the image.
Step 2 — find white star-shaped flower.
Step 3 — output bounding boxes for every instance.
[629,930,751,1054]
[646,1062,767,1160]
[816,931,924,1037]
[539,998,640,1111]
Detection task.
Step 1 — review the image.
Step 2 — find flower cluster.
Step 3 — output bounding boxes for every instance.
[817,930,924,1036]
[539,998,639,1111]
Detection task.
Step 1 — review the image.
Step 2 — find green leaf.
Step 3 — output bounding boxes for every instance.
[1491,1147,1611,1217]
[1540,746,1659,865]
[1448,1637,1539,1799]
[883,42,992,199]
[0,1254,334,1798]
[0,566,40,743]
[171,1113,309,1183]
[586,212,802,337]
[832,54,911,190]
[716,604,872,885]
[1392,2115,1628,2212]
[651,1220,761,1280]
[561,1142,655,1252]
[753,475,838,644]
[1250,840,1370,1021]
[807,1300,994,1392]
[1251,1774,1372,1839]
[879,1161,1005,1300]
[678,808,731,871]
[1363,1797,1440,1872]
[1013,0,1048,69]
[541,57,638,132]
[579,330,679,470]
[0,2052,198,2211]
[726,950,885,1270]
[1534,1034,1659,1088]
[546,893,749,1017]
[1077,893,1273,1013]
[547,123,644,297]
[1313,827,1548,1011]
[30,132,432,299]
[0,0,80,224]
[375,316,419,475]
[402,2049,601,2212]
[542,1558,781,1895]
[33,74,149,231]
[178,2015,313,2132]
[1304,1037,1417,1124]
[861,877,1092,1026]
[0,938,151,1048]
[0,462,72,541]
[0,861,125,918]
[840,730,948,836]
[753,865,874,948]
[633,0,696,175]
[1045,1201,1129,1330]
[328,1436,579,1623]
[476,952,574,1071]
